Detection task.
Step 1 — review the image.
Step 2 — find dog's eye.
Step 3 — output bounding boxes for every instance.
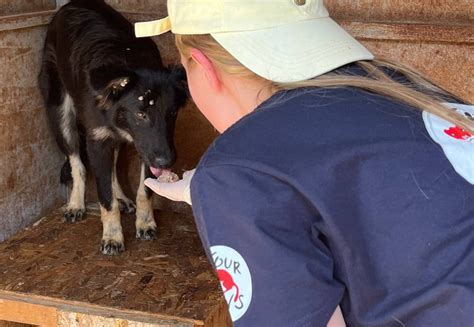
[136,111,147,119]
[168,111,177,118]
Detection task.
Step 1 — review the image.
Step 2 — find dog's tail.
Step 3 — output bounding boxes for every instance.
[60,159,72,185]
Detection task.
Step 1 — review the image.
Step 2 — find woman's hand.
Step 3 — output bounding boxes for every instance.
[144,169,195,205]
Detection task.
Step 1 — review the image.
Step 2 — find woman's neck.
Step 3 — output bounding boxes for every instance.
[224,74,276,120]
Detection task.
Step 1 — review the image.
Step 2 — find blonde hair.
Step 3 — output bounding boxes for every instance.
[176,34,473,133]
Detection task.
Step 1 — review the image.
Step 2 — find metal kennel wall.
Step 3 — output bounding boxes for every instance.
[0,0,472,239]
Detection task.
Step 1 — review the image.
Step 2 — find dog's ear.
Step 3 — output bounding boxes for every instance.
[168,64,189,106]
[90,66,136,109]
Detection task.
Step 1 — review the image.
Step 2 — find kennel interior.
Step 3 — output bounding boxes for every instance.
[0,0,472,326]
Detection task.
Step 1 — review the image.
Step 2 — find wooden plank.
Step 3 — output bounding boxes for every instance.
[200,300,232,327]
[58,311,193,327]
[0,209,224,325]
[0,322,35,327]
[0,299,56,326]
[0,291,196,326]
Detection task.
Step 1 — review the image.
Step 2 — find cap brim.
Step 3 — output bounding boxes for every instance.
[211,17,374,83]
[135,17,171,38]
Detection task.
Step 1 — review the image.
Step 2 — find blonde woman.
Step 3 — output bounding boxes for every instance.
[138,1,474,326]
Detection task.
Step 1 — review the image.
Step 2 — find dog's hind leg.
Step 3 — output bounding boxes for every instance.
[136,163,157,240]
[39,54,86,222]
[64,151,86,222]
[60,94,86,222]
[88,139,124,255]
[112,148,136,214]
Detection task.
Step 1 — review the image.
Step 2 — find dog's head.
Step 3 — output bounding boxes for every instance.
[90,65,188,171]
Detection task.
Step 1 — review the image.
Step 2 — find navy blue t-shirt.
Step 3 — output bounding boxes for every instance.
[190,81,474,326]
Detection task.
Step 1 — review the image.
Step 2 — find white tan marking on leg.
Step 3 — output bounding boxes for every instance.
[100,198,124,254]
[136,164,156,238]
[59,93,75,146]
[67,154,86,212]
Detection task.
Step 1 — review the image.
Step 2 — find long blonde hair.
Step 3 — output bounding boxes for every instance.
[176,34,473,133]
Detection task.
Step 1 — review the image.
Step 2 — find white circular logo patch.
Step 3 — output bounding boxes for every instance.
[422,103,474,185]
[211,245,252,322]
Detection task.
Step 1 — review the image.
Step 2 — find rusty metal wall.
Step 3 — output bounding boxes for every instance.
[324,0,473,102]
[0,1,213,242]
[0,0,55,16]
[326,0,473,24]
[111,0,473,102]
[109,0,473,210]
[0,12,63,242]
[0,1,471,240]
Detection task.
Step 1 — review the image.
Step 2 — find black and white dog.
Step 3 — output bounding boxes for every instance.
[38,0,187,255]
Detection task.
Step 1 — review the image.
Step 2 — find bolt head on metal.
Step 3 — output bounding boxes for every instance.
[294,0,306,5]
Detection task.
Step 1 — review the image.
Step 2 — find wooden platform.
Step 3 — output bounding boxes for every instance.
[0,206,231,326]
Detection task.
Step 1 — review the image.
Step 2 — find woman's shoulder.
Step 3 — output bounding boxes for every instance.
[203,86,426,164]
[235,86,423,134]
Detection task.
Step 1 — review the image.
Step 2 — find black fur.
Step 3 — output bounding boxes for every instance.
[60,159,72,185]
[38,0,187,254]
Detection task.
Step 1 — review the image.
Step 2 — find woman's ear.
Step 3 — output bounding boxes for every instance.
[190,48,222,91]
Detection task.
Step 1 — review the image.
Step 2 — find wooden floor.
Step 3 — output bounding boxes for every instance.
[0,206,230,326]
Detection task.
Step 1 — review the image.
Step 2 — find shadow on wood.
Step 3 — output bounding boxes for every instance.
[0,206,231,326]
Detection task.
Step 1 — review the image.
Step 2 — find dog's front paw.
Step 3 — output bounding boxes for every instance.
[64,208,85,223]
[100,239,125,255]
[118,198,136,214]
[136,226,157,240]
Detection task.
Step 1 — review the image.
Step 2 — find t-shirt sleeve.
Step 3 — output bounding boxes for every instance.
[190,163,344,327]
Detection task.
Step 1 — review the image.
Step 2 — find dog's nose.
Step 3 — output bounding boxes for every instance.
[153,157,173,169]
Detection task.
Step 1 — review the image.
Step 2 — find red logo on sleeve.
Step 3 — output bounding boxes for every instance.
[444,126,472,141]
[217,269,240,303]
[211,245,252,322]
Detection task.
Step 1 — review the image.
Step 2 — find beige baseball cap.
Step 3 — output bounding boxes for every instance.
[135,0,374,83]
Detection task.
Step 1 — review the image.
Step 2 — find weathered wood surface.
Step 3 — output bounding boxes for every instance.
[0,299,56,326]
[0,322,34,327]
[0,207,230,326]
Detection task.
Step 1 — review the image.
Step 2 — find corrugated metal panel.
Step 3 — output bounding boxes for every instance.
[326,0,473,24]
[0,12,63,241]
[0,0,56,16]
[325,0,474,103]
